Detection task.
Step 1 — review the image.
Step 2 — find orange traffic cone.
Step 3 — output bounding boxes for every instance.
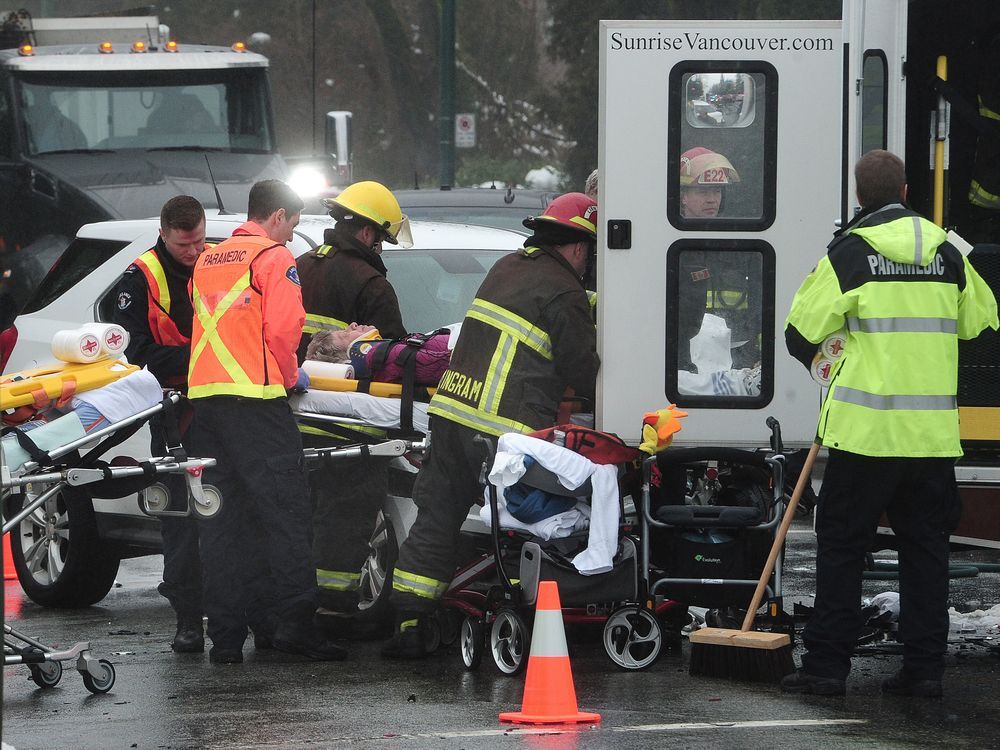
[499,580,601,725]
[3,534,17,580]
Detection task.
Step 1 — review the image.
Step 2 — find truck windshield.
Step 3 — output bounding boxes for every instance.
[17,68,274,156]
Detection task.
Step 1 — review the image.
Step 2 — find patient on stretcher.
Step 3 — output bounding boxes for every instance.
[304,323,453,386]
[2,368,163,471]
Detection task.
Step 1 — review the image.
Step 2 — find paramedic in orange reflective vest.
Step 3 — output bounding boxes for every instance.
[111,195,206,654]
[187,179,345,663]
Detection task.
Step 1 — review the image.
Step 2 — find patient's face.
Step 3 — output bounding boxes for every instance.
[330,323,377,351]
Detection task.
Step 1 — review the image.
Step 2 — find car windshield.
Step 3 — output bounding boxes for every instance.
[382,248,508,331]
[17,68,273,155]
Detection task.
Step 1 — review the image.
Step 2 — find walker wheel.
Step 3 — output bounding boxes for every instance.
[437,608,462,647]
[81,659,115,694]
[191,485,223,519]
[29,660,63,689]
[603,605,662,670]
[490,607,530,675]
[460,616,485,670]
[139,483,171,515]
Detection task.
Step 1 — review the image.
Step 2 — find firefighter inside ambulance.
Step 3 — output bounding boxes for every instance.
[677,147,761,397]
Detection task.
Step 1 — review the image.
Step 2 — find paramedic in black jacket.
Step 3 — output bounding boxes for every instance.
[296,181,410,632]
[383,192,601,658]
[110,195,206,653]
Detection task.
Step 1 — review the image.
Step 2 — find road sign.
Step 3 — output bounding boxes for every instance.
[455,113,476,148]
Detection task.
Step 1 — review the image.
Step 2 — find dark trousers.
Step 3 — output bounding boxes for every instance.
[802,449,961,681]
[310,451,388,610]
[150,412,202,621]
[390,419,487,614]
[189,397,317,650]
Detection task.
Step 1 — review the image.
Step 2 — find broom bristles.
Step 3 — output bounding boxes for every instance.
[689,640,795,682]
[688,628,794,682]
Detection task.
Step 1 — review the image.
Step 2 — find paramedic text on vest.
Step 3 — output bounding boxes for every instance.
[110,195,206,655]
[781,150,998,697]
[383,192,601,659]
[187,179,346,664]
[296,181,409,629]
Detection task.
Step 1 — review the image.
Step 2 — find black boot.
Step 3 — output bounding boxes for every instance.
[272,618,347,661]
[171,614,205,653]
[381,615,429,660]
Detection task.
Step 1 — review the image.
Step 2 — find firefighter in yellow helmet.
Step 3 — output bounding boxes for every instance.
[679,146,740,219]
[296,181,411,631]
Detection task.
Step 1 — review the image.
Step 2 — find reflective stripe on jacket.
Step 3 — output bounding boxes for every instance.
[428,245,599,436]
[786,206,998,457]
[133,249,191,348]
[188,226,305,399]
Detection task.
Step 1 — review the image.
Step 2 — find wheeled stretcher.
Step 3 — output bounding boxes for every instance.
[2,372,219,694]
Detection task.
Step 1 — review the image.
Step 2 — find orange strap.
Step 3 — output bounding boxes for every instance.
[55,378,77,409]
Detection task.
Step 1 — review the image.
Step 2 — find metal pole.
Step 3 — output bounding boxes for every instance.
[312,0,318,155]
[439,0,456,188]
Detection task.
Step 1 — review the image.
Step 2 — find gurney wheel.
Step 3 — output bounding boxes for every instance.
[139,483,171,515]
[603,605,662,671]
[460,617,484,670]
[490,607,530,675]
[192,485,223,519]
[81,658,115,694]
[28,660,63,689]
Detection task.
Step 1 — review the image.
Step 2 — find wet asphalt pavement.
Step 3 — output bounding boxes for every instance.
[3,520,999,750]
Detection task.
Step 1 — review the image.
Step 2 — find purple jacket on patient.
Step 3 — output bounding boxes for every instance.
[349,332,452,386]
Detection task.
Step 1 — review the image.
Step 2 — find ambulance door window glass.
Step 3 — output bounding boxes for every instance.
[861,51,888,154]
[668,63,778,231]
[665,239,775,409]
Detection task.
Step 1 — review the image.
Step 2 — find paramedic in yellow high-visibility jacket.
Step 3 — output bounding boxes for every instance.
[781,150,998,698]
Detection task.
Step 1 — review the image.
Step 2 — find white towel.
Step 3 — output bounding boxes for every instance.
[70,368,163,424]
[487,433,621,575]
[478,492,589,541]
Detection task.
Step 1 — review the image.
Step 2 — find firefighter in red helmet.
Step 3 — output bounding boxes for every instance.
[382,193,601,658]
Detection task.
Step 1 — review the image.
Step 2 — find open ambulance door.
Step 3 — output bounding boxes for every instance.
[597,19,842,447]
[843,0,907,216]
[897,0,1000,549]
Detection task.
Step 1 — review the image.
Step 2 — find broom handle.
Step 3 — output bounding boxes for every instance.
[740,440,821,633]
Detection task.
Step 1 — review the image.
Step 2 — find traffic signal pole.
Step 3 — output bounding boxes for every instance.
[439,0,456,188]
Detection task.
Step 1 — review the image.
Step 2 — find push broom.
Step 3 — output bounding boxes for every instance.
[688,440,820,682]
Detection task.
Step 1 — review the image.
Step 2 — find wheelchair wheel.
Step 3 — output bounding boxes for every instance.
[490,607,530,675]
[461,616,485,670]
[603,605,662,670]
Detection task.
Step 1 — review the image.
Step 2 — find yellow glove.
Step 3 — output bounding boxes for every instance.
[639,404,688,455]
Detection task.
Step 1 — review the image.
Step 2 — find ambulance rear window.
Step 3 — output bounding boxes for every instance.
[22,238,128,314]
[668,61,777,231]
[665,239,775,409]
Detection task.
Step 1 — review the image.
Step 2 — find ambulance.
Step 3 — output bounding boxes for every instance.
[597,0,1000,547]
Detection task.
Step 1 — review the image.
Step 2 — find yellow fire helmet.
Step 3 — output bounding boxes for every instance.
[322,180,413,248]
[679,147,741,187]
